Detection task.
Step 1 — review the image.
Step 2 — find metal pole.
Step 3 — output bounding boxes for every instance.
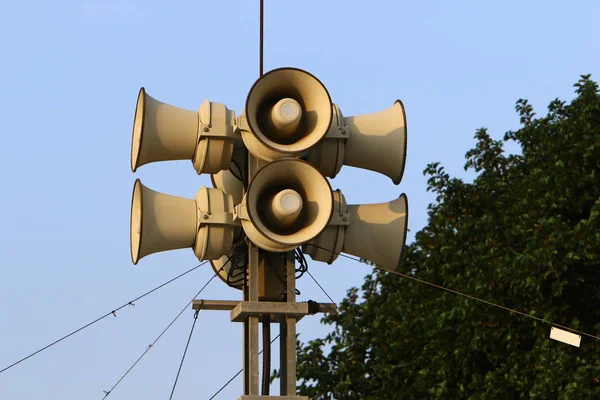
[259,0,264,77]
[280,252,297,395]
[245,3,262,385]
[243,240,260,395]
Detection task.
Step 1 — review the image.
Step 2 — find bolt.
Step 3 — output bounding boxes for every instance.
[207,211,212,215]
[342,217,347,222]
[203,127,209,132]
[338,213,344,217]
[203,214,209,220]
[208,124,213,128]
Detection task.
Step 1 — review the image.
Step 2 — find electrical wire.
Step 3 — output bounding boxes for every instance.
[306,270,338,310]
[226,248,248,288]
[264,253,301,297]
[168,309,200,400]
[101,267,222,398]
[209,253,338,399]
[208,334,280,400]
[0,261,209,376]
[294,248,309,279]
[210,253,423,400]
[227,252,246,285]
[306,243,600,342]
[304,263,415,399]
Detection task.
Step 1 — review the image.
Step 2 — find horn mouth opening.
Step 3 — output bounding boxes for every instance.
[245,67,332,155]
[130,179,143,264]
[395,193,409,271]
[391,99,408,185]
[246,159,333,247]
[131,88,146,173]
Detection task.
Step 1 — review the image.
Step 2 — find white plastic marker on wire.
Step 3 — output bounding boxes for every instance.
[550,327,581,347]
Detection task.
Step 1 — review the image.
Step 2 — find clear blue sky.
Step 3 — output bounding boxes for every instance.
[1,1,599,398]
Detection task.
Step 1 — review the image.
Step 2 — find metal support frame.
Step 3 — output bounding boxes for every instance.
[189,150,336,398]
[279,254,297,396]
[193,264,335,399]
[246,152,262,397]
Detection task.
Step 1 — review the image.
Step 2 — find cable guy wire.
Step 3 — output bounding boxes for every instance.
[169,309,201,400]
[209,334,281,400]
[0,261,209,376]
[101,268,222,399]
[306,270,338,309]
[308,243,600,342]
[304,262,416,399]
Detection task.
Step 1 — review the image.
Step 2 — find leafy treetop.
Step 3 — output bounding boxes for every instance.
[294,75,600,399]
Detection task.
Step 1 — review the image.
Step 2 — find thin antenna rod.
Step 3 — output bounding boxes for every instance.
[259,0,264,76]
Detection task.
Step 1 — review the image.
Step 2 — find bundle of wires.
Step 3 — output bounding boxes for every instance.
[294,248,309,278]
[226,246,248,288]
[225,243,310,289]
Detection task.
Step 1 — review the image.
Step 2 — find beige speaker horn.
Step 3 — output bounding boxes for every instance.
[304,192,408,273]
[130,179,239,264]
[239,68,333,161]
[236,159,333,252]
[131,88,238,174]
[307,100,407,185]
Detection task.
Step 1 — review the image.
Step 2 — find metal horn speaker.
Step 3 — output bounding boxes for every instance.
[307,100,407,184]
[304,191,408,272]
[236,159,333,252]
[130,179,238,264]
[240,68,332,161]
[131,88,238,174]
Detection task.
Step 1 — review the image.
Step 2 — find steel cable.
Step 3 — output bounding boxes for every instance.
[0,261,209,375]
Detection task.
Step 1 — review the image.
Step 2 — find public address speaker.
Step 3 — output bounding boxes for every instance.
[236,159,333,252]
[307,100,407,185]
[130,179,238,264]
[240,68,333,161]
[131,88,238,174]
[304,191,408,273]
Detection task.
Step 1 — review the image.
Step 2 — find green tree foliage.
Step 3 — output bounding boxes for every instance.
[295,76,600,399]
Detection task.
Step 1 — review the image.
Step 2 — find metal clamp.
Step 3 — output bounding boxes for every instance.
[198,99,239,139]
[199,122,236,138]
[198,209,239,225]
[324,104,349,140]
[234,203,250,222]
[236,114,250,132]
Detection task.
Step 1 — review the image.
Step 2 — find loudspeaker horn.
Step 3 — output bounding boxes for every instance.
[130,179,239,264]
[131,88,238,174]
[303,192,408,273]
[236,159,333,252]
[306,100,407,185]
[240,68,333,161]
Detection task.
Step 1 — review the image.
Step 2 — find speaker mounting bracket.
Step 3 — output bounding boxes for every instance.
[198,209,239,226]
[234,202,250,222]
[236,114,251,133]
[324,126,350,140]
[197,99,239,139]
[324,103,349,139]
[198,123,238,138]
